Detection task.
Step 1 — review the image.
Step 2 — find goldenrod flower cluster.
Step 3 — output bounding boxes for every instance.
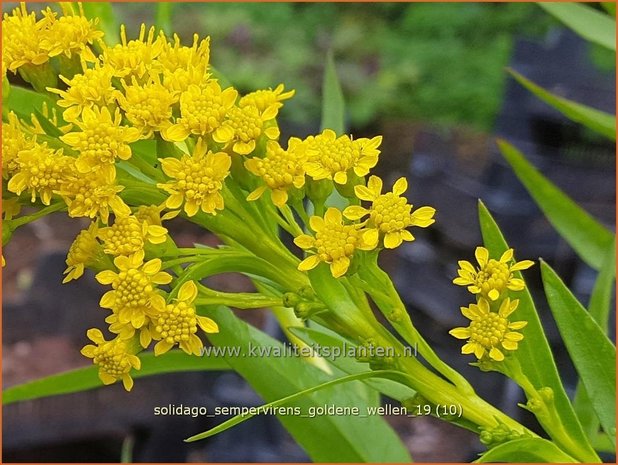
[450,247,533,362]
[2,3,436,391]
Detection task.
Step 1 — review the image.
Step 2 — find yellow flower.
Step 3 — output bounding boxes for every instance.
[239,83,295,116]
[157,32,210,73]
[151,281,219,356]
[303,129,382,184]
[81,328,141,391]
[162,81,238,142]
[294,207,378,278]
[104,311,155,349]
[2,197,22,221]
[2,111,35,180]
[55,165,131,224]
[61,106,141,173]
[47,64,116,122]
[213,104,280,155]
[63,222,101,283]
[98,214,168,258]
[102,24,163,80]
[116,74,179,138]
[344,175,436,249]
[40,3,102,62]
[2,3,49,73]
[96,250,172,329]
[449,298,527,362]
[155,33,211,93]
[245,138,308,206]
[7,142,73,205]
[453,247,534,301]
[134,204,179,226]
[158,139,231,217]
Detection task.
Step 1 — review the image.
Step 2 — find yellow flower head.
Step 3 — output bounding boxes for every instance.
[63,222,101,283]
[151,281,219,356]
[40,3,102,62]
[157,32,210,74]
[245,138,308,207]
[98,214,168,258]
[344,175,436,249]
[48,64,116,122]
[158,140,231,217]
[96,250,172,329]
[7,142,73,205]
[2,111,35,180]
[303,129,382,185]
[294,207,378,278]
[162,82,238,142]
[61,106,141,173]
[81,328,141,391]
[104,311,155,349]
[449,297,527,362]
[116,74,179,138]
[213,104,280,155]
[134,204,179,227]
[239,83,295,117]
[2,3,49,73]
[454,247,534,301]
[55,165,131,224]
[102,24,163,80]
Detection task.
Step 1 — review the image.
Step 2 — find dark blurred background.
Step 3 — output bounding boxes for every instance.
[3,2,615,462]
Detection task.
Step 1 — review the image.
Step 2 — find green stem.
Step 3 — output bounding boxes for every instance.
[11,202,66,228]
[278,205,304,237]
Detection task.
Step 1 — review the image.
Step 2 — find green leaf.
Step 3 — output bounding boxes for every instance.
[3,350,229,405]
[588,238,617,332]
[601,2,617,18]
[540,261,616,446]
[200,306,412,463]
[5,86,55,121]
[497,139,614,270]
[186,369,404,442]
[476,438,578,463]
[155,2,174,36]
[538,3,616,51]
[478,201,598,461]
[320,50,345,135]
[507,69,616,140]
[82,3,119,45]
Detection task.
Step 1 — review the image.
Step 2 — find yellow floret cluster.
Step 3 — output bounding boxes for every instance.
[2,2,437,391]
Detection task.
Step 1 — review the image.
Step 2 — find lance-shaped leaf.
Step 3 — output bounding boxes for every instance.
[507,69,615,140]
[476,437,578,463]
[321,50,345,135]
[497,139,614,270]
[541,261,616,447]
[3,350,229,405]
[200,305,412,463]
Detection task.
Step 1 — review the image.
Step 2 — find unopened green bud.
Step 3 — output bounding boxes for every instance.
[294,302,327,319]
[297,285,316,299]
[526,397,543,412]
[306,178,333,205]
[401,393,428,411]
[538,386,554,403]
[479,430,493,445]
[283,292,301,307]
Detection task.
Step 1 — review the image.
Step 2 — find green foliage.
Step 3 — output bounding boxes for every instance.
[507,69,616,140]
[540,261,616,447]
[476,438,578,463]
[478,201,598,461]
[497,140,614,271]
[201,306,412,463]
[3,350,229,405]
[321,51,345,135]
[538,3,616,51]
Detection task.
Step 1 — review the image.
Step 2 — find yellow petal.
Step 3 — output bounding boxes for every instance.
[154,340,174,356]
[367,175,383,195]
[354,185,377,201]
[488,289,500,301]
[511,260,534,271]
[489,347,504,361]
[184,201,199,217]
[96,270,117,285]
[294,234,315,249]
[449,327,470,339]
[324,207,342,224]
[178,281,198,303]
[100,290,116,309]
[271,189,288,207]
[330,257,350,278]
[122,375,134,392]
[309,215,325,232]
[247,185,267,202]
[384,232,403,249]
[298,254,320,271]
[333,171,347,185]
[343,205,368,220]
[197,316,219,333]
[392,177,407,196]
[475,246,489,267]
[142,258,162,274]
[500,248,514,263]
